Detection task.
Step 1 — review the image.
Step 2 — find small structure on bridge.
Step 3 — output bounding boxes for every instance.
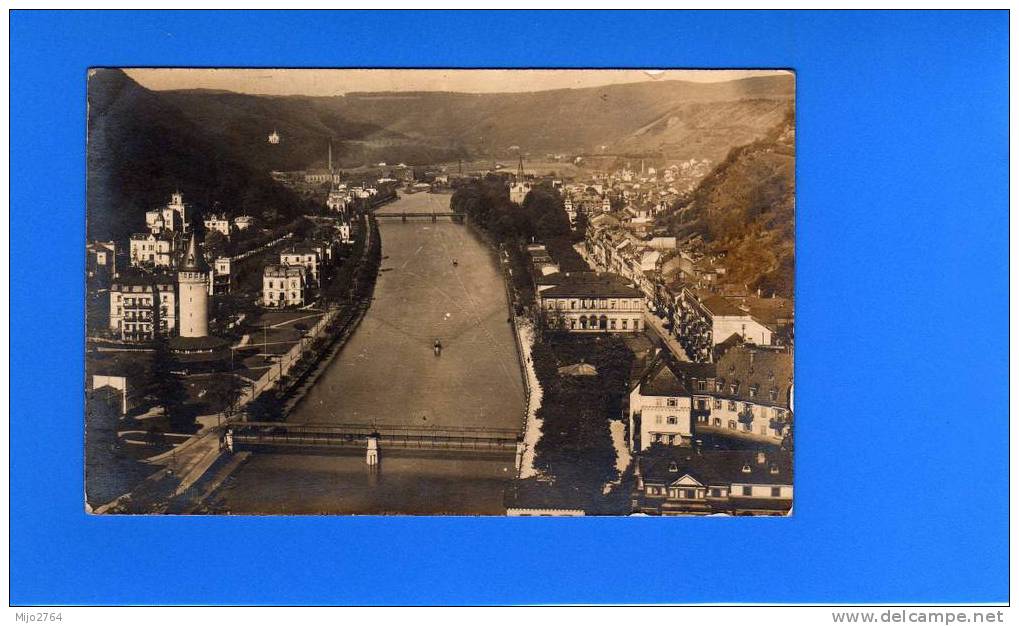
[366,433,379,467]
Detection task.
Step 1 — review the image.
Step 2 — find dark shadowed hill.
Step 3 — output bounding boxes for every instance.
[86,69,313,242]
[662,110,796,298]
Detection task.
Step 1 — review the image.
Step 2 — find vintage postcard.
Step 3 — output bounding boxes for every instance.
[85,68,795,515]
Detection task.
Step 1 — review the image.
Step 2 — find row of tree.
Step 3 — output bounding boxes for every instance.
[530,334,636,492]
[449,175,571,243]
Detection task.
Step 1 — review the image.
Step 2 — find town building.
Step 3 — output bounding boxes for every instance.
[109,272,177,341]
[510,181,531,204]
[263,264,306,307]
[210,256,231,295]
[86,240,117,280]
[695,344,793,444]
[145,191,190,234]
[628,355,693,451]
[632,449,793,516]
[675,287,776,362]
[233,215,257,231]
[538,272,645,332]
[280,246,320,285]
[129,232,177,269]
[203,213,232,237]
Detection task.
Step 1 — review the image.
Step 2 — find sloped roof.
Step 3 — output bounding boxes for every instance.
[714,345,793,409]
[558,362,598,377]
[641,448,793,487]
[637,355,688,397]
[540,273,641,299]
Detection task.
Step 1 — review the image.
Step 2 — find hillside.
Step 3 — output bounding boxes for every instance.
[661,111,796,298]
[86,69,314,242]
[153,74,794,170]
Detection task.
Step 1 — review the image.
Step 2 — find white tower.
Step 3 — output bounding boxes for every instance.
[178,234,209,338]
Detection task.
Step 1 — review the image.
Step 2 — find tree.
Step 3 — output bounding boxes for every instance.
[204,229,229,260]
[145,339,192,432]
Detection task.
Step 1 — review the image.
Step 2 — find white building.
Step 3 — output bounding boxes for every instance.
[280,246,320,285]
[538,273,645,333]
[263,264,306,307]
[109,273,176,341]
[203,213,232,237]
[510,182,531,204]
[628,355,693,451]
[129,232,176,269]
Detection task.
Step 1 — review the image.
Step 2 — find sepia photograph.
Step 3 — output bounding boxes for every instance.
[84,68,795,516]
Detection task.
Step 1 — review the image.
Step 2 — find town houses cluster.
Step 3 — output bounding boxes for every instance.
[87,189,356,354]
[509,159,794,516]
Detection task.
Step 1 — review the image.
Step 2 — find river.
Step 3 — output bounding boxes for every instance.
[209,192,527,514]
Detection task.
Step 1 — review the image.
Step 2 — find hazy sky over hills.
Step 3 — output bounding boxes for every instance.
[124,68,789,96]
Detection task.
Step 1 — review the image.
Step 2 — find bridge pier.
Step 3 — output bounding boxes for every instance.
[366,433,379,466]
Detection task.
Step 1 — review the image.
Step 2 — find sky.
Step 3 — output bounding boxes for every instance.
[123,68,788,96]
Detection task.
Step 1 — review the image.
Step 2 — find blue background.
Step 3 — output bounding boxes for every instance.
[10,10,1009,605]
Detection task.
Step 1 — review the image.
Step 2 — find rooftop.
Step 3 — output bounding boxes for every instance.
[540,272,641,299]
[640,448,793,487]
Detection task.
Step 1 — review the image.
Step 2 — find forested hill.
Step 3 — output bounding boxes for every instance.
[144,72,793,170]
[86,69,313,242]
[661,111,796,298]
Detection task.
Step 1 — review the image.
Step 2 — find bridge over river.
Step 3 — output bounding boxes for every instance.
[208,192,527,515]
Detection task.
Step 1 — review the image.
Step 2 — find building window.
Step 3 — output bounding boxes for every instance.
[728,420,736,430]
[710,488,722,497]
[713,418,721,427]
[667,434,675,444]
[666,398,678,407]
[749,384,758,397]
[697,415,708,423]
[771,487,781,498]
[622,319,628,329]
[666,416,678,425]
[742,486,753,496]
[713,398,722,410]
[696,379,707,391]
[770,388,779,401]
[728,400,737,411]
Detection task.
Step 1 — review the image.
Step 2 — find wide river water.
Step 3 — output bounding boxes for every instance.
[210,192,527,514]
